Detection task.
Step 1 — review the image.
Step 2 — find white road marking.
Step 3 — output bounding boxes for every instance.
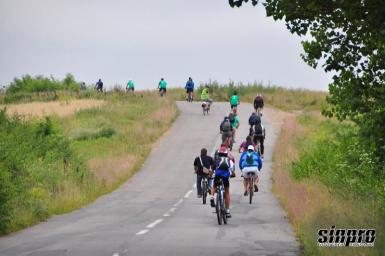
[146,219,163,229]
[136,229,149,235]
[174,199,183,207]
[193,183,196,188]
[170,207,177,212]
[163,213,170,217]
[113,253,119,256]
[184,190,193,198]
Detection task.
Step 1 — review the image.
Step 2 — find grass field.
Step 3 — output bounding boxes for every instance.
[0,91,178,234]
[272,111,384,255]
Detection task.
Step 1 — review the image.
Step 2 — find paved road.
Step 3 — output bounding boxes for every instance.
[0,102,299,256]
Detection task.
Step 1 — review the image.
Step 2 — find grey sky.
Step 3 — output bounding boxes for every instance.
[0,0,331,91]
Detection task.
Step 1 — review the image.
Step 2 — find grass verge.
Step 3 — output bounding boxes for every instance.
[272,111,384,255]
[0,91,178,234]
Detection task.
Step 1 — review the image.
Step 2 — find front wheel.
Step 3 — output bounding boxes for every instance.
[202,180,207,205]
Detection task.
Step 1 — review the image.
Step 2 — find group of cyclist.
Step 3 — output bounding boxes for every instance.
[193,92,266,219]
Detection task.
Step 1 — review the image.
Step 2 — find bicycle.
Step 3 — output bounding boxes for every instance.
[256,107,262,117]
[214,178,227,225]
[187,91,193,102]
[244,171,255,204]
[201,175,210,204]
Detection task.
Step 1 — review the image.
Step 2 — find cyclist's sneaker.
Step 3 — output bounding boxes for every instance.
[226,209,231,218]
[210,197,215,207]
[197,194,202,198]
[244,191,248,196]
[254,184,259,192]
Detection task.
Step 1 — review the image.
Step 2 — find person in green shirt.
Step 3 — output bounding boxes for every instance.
[230,91,240,111]
[201,86,210,101]
[158,78,167,96]
[229,108,240,143]
[126,80,135,92]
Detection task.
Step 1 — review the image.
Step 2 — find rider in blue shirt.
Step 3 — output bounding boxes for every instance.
[239,145,262,195]
[185,77,195,102]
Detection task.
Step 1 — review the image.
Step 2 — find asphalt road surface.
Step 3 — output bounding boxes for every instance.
[0,102,299,256]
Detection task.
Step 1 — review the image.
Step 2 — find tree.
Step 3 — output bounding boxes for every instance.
[230,0,385,161]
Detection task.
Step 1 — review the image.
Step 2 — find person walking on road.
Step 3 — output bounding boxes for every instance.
[193,148,215,198]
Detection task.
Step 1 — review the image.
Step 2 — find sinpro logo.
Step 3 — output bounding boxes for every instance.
[318,226,376,247]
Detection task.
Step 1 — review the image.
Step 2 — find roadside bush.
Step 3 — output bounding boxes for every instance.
[0,110,93,234]
[292,114,385,211]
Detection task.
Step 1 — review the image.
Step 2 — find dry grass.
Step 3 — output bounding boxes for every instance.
[88,155,137,188]
[1,99,104,119]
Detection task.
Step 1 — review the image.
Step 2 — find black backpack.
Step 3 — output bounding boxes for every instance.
[228,113,235,123]
[220,119,231,132]
[217,156,230,170]
[255,124,263,136]
[248,113,260,126]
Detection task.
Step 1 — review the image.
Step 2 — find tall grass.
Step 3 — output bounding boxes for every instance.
[272,112,385,256]
[0,91,178,235]
[0,111,93,234]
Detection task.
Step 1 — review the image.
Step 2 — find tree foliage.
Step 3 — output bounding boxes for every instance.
[230,0,385,160]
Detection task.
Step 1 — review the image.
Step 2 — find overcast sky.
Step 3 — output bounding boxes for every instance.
[0,0,331,91]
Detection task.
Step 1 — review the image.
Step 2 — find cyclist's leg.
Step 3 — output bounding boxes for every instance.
[243,177,248,194]
[260,138,265,156]
[222,177,230,209]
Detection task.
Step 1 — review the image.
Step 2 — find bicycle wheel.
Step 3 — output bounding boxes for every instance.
[202,179,207,205]
[216,192,222,225]
[222,192,228,224]
[249,177,254,204]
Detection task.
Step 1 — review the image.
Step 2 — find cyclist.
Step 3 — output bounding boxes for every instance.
[252,122,266,159]
[239,145,262,195]
[254,93,264,115]
[230,91,240,111]
[200,85,212,111]
[193,148,215,198]
[228,108,240,144]
[239,135,256,153]
[95,79,103,92]
[210,146,236,218]
[248,112,261,136]
[126,80,135,92]
[220,117,232,149]
[158,78,167,96]
[185,77,194,102]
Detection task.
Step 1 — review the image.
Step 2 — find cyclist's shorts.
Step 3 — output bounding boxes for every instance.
[221,132,232,142]
[231,104,238,109]
[242,166,260,177]
[159,88,167,92]
[186,88,193,93]
[214,175,230,188]
[255,102,263,108]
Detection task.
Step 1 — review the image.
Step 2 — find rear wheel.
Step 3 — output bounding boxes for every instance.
[216,194,222,225]
[249,177,254,204]
[202,180,207,204]
[222,196,228,224]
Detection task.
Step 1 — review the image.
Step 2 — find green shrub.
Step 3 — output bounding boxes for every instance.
[0,110,93,234]
[292,114,385,211]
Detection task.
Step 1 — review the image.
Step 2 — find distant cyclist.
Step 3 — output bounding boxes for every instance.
[158,78,167,96]
[228,108,239,143]
[210,146,236,218]
[239,136,256,153]
[254,94,264,115]
[248,112,261,136]
[95,79,103,92]
[193,148,215,198]
[230,91,240,111]
[220,117,233,149]
[185,77,194,102]
[252,122,266,159]
[126,80,135,92]
[239,145,262,195]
